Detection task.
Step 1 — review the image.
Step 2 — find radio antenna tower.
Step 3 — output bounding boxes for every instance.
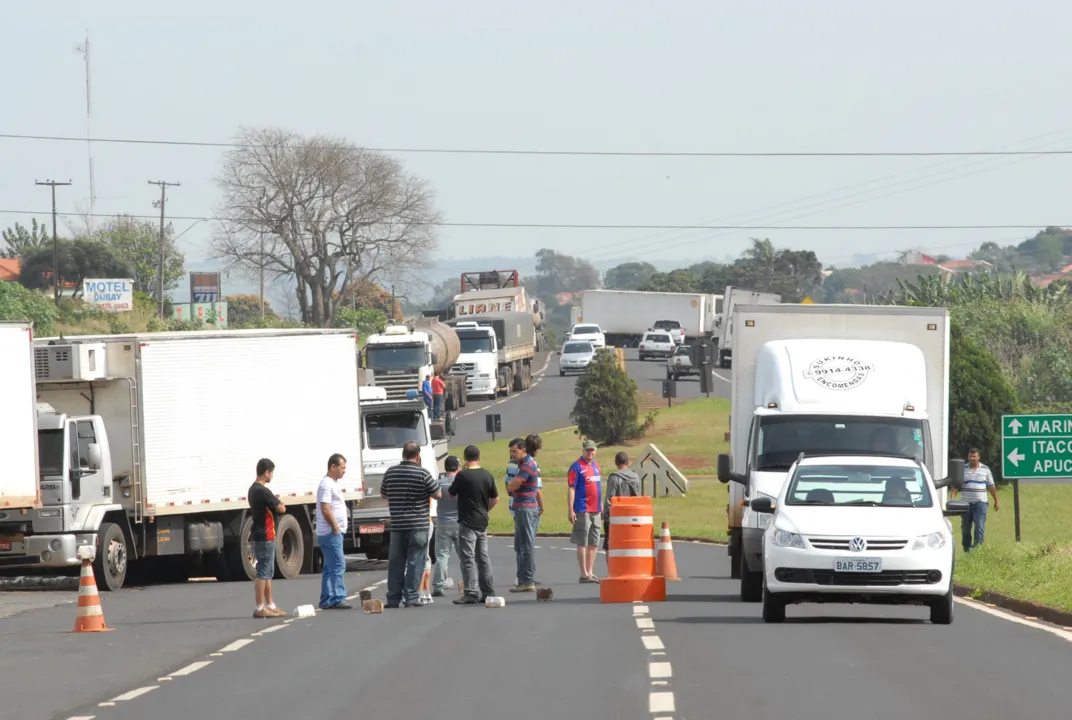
[75,30,96,233]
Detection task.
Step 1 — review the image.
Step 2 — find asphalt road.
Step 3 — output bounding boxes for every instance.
[450,347,731,446]
[6,541,1072,719]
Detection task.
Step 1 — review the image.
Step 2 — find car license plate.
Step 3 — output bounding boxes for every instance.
[0,541,10,551]
[358,524,385,535]
[835,557,882,573]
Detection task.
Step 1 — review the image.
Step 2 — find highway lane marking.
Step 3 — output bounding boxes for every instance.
[636,617,655,629]
[956,597,1072,643]
[67,717,95,720]
[633,604,650,615]
[649,691,676,713]
[218,638,254,653]
[642,635,665,650]
[649,661,672,678]
[456,353,553,418]
[168,660,212,678]
[100,686,158,706]
[252,624,288,636]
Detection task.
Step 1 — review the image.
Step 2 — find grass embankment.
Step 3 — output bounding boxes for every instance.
[449,397,732,538]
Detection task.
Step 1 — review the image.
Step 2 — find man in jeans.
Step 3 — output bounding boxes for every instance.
[381,441,441,608]
[449,445,499,604]
[431,455,461,597]
[508,434,544,593]
[951,447,999,552]
[316,453,353,610]
[568,439,603,583]
[249,458,286,618]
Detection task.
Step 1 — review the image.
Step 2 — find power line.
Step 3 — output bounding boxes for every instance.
[4,132,1072,157]
[0,208,1063,231]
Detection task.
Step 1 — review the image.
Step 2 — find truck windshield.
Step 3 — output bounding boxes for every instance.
[364,411,429,449]
[755,416,926,471]
[38,429,64,476]
[366,345,425,370]
[458,334,495,354]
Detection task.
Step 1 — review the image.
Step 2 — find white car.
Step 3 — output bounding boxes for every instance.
[751,454,967,625]
[569,323,606,350]
[666,344,697,379]
[558,340,596,375]
[638,330,675,361]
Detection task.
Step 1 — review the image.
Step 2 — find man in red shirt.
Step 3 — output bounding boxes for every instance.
[568,440,603,583]
[431,373,446,419]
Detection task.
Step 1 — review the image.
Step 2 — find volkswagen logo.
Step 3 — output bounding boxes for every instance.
[849,537,867,552]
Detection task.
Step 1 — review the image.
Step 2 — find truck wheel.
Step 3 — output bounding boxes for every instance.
[365,543,390,561]
[93,522,128,592]
[273,514,305,580]
[222,515,257,582]
[513,366,525,392]
[740,553,763,603]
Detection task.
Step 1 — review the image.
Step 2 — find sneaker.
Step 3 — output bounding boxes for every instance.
[432,590,445,598]
[453,596,480,605]
[267,606,288,616]
[510,584,536,593]
[327,602,353,610]
[253,608,272,618]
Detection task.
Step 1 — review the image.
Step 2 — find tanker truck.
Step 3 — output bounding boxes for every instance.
[361,319,467,411]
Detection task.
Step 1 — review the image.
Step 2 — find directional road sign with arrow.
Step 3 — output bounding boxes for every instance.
[1001,414,1072,480]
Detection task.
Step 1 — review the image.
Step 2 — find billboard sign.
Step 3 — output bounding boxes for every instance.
[83,278,134,312]
[189,272,221,304]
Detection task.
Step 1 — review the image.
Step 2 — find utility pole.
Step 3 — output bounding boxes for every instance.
[148,180,180,318]
[35,179,73,305]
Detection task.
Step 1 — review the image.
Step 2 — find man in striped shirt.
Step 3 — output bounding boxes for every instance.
[507,434,544,592]
[381,441,442,608]
[950,447,999,552]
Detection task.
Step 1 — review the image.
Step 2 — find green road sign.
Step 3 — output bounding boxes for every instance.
[1001,414,1072,480]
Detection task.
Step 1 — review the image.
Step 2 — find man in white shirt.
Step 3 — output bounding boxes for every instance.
[950,447,999,552]
[316,453,352,610]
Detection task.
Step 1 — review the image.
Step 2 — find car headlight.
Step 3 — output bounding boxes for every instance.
[912,531,947,550]
[770,528,805,549]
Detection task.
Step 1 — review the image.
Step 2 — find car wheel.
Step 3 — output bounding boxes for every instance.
[762,586,785,623]
[930,588,954,624]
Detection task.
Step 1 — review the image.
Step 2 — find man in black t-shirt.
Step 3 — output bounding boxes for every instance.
[448,445,499,604]
[249,458,286,618]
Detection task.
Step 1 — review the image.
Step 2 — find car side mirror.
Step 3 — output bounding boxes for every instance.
[717,453,747,485]
[943,499,970,517]
[87,444,103,470]
[934,458,965,490]
[750,497,775,513]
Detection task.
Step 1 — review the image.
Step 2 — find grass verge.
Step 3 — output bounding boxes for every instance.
[953,484,1072,612]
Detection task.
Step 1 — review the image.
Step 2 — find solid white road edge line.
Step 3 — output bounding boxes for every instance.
[955,597,1072,642]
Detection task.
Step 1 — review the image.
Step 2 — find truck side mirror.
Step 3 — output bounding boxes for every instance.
[934,458,965,490]
[87,444,103,470]
[717,453,747,485]
[429,420,446,441]
[430,351,439,366]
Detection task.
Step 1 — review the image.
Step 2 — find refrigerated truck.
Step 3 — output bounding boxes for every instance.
[3,328,364,591]
[0,322,40,514]
[577,290,714,346]
[716,304,951,602]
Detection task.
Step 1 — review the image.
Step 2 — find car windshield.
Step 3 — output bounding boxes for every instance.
[755,415,926,471]
[563,341,593,354]
[654,321,681,329]
[786,464,933,508]
[574,325,600,335]
[366,345,425,370]
[646,334,671,343]
[363,411,428,449]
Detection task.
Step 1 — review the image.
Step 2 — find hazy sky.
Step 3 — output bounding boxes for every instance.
[2,0,1070,271]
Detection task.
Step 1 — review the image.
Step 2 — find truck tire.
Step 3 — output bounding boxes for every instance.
[513,365,525,392]
[740,553,762,603]
[221,515,257,582]
[365,543,389,561]
[94,522,128,592]
[273,514,305,580]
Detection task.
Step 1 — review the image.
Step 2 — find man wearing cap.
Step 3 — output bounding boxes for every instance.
[567,439,603,583]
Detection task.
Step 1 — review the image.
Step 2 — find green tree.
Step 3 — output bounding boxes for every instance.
[0,281,58,335]
[604,261,657,290]
[95,215,185,299]
[2,219,50,259]
[19,239,129,297]
[337,307,386,336]
[570,350,645,444]
[225,294,278,328]
[640,268,700,293]
[949,321,1019,481]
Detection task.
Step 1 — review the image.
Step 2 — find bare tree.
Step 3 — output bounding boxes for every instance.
[211,127,440,326]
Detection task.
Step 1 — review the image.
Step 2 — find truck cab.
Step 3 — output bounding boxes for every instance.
[362,326,435,401]
[352,386,449,560]
[453,325,500,399]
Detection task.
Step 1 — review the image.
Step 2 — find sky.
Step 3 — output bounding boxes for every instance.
[2,0,1070,291]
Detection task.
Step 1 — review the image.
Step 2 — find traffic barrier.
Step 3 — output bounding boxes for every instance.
[656,521,681,581]
[72,546,113,633]
[600,496,666,603]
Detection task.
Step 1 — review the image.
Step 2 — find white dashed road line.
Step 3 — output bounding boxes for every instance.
[99,685,158,707]
[641,634,664,651]
[168,660,213,678]
[634,603,676,717]
[456,353,552,419]
[218,638,255,653]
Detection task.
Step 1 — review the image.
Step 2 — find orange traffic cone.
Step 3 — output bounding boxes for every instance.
[656,522,681,582]
[73,547,113,633]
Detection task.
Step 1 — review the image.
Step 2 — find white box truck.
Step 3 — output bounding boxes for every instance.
[713,287,782,367]
[578,290,713,346]
[0,322,41,517]
[7,328,364,591]
[717,304,951,602]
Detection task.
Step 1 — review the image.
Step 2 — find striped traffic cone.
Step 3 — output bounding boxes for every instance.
[73,547,113,633]
[656,522,681,582]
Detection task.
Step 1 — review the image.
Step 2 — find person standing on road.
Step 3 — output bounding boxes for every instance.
[316,453,353,610]
[568,439,603,583]
[431,455,462,597]
[421,375,433,413]
[449,445,499,604]
[381,441,442,608]
[602,451,642,561]
[950,447,999,552]
[249,458,286,618]
[431,373,446,420]
[507,434,544,593]
[504,439,543,587]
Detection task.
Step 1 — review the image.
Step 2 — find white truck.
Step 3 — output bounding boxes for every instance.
[576,290,716,347]
[446,311,537,399]
[361,321,467,411]
[712,286,782,367]
[6,328,364,591]
[0,322,41,520]
[717,304,951,602]
[352,385,451,560]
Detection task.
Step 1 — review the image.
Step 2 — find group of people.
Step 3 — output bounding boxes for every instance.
[244,434,648,617]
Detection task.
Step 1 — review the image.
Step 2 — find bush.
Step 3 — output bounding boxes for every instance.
[949,321,1019,481]
[0,281,58,336]
[570,349,648,445]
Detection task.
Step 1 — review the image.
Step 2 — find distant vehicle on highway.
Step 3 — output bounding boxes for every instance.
[638,330,675,361]
[666,343,698,380]
[752,453,967,624]
[558,339,596,376]
[568,323,606,350]
[651,319,686,345]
